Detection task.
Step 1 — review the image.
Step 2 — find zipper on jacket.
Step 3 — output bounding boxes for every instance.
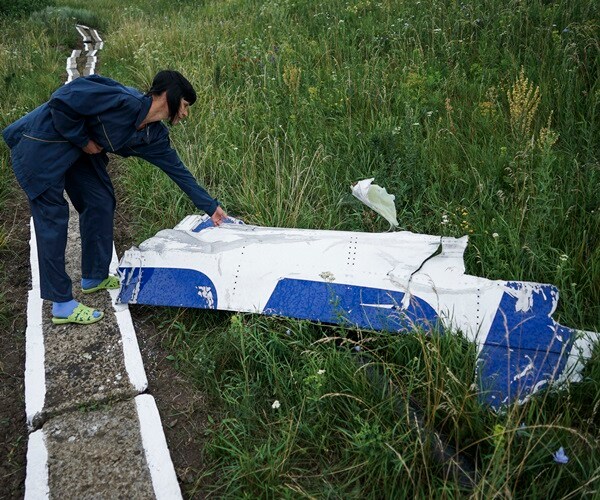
[97,116,115,151]
[22,134,68,143]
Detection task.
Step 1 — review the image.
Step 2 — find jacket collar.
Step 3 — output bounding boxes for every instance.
[135,95,153,129]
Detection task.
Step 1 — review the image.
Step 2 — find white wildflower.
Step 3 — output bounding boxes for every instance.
[272,400,281,409]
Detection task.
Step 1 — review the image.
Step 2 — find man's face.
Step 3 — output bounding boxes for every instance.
[172,98,190,125]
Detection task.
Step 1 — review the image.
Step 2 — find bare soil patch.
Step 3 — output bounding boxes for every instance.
[0,188,31,500]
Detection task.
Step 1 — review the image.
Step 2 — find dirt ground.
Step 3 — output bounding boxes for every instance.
[0,190,30,500]
[0,163,213,500]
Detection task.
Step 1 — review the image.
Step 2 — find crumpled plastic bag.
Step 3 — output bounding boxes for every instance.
[351,178,399,227]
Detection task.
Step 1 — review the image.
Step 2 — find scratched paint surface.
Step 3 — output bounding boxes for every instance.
[118,215,598,409]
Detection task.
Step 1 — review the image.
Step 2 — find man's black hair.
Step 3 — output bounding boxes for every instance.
[147,70,197,123]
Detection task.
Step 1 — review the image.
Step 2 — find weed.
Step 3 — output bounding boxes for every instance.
[1,0,599,496]
[508,67,541,145]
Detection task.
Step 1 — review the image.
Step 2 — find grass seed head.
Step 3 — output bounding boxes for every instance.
[508,67,541,143]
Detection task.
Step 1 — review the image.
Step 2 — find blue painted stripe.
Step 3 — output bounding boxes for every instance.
[192,216,245,233]
[118,267,217,309]
[191,218,215,233]
[478,345,567,406]
[264,278,440,333]
[478,282,573,406]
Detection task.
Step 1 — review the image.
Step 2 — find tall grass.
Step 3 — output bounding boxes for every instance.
[161,311,600,497]
[96,0,599,327]
[76,0,600,496]
[1,0,599,496]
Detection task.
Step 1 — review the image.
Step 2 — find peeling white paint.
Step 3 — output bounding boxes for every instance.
[197,285,214,308]
[504,283,554,314]
[119,251,144,304]
[513,356,535,381]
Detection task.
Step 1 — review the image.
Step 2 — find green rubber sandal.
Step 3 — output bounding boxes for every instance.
[52,303,104,325]
[82,275,121,294]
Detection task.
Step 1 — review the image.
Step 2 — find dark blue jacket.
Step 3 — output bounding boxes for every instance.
[2,75,218,215]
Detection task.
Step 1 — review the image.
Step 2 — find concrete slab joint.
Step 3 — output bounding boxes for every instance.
[24,25,183,500]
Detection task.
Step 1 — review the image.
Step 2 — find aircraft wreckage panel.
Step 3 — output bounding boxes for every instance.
[117,215,598,409]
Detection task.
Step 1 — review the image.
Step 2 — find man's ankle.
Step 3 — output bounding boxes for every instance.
[82,277,105,289]
[52,299,79,318]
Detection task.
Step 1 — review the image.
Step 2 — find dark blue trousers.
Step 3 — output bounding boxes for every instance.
[28,153,116,302]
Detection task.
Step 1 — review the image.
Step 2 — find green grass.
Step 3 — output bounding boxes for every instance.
[96,0,599,329]
[159,310,600,498]
[1,0,599,496]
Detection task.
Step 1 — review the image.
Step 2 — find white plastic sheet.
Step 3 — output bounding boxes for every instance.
[351,178,399,227]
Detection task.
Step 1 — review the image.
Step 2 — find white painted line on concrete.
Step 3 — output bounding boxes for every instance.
[25,218,45,429]
[90,28,103,43]
[66,49,80,83]
[24,430,49,500]
[110,248,148,392]
[75,24,92,42]
[67,27,103,82]
[135,395,183,500]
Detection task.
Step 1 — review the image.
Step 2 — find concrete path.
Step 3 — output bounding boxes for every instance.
[25,203,183,500]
